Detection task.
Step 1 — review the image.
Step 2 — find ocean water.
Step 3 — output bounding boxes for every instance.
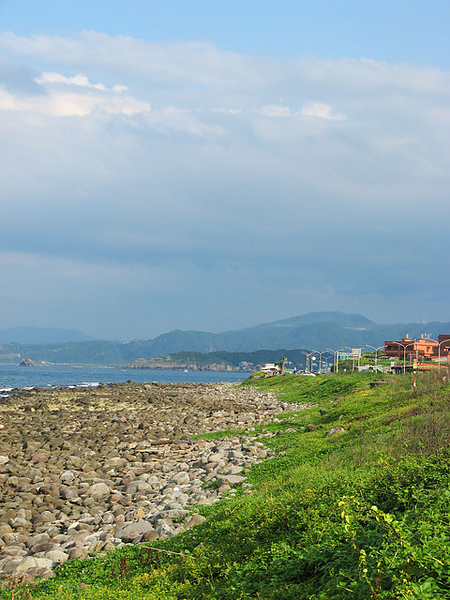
[0,364,247,394]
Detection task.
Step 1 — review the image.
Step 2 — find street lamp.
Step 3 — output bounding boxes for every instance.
[438,339,450,372]
[303,350,320,373]
[342,346,357,372]
[391,340,415,373]
[317,350,334,373]
[333,348,348,373]
[365,345,384,373]
[326,348,338,372]
[422,337,449,372]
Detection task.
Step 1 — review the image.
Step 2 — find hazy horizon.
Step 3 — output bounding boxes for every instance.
[3,311,450,345]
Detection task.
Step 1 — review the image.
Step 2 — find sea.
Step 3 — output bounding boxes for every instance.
[0,364,248,396]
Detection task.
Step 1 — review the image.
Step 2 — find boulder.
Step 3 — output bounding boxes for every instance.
[185,514,207,529]
[89,482,110,500]
[115,521,155,543]
[13,556,53,574]
[218,475,247,486]
[327,426,346,437]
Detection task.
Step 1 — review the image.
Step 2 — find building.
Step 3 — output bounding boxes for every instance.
[384,335,438,359]
[260,363,280,376]
[438,334,450,357]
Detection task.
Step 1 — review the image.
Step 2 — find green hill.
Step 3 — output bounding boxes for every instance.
[1,312,449,366]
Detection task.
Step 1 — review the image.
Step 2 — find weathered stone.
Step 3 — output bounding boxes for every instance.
[327,426,346,437]
[1,558,22,574]
[156,523,175,539]
[185,514,207,528]
[142,530,159,542]
[43,549,69,565]
[89,482,110,500]
[30,541,55,554]
[68,547,89,560]
[218,475,247,485]
[32,511,54,524]
[31,452,48,464]
[122,480,151,495]
[115,521,155,543]
[13,556,53,574]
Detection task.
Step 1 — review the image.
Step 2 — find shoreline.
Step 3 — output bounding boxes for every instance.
[0,381,309,583]
[0,365,247,397]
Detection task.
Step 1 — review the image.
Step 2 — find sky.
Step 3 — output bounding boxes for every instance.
[1,1,449,340]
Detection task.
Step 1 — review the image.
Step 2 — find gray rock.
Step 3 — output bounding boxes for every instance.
[89,482,110,500]
[115,521,155,543]
[327,426,346,437]
[29,541,55,554]
[1,558,23,574]
[13,556,53,574]
[122,480,151,495]
[42,549,69,565]
[185,514,207,528]
[68,547,89,560]
[218,475,247,485]
[61,471,76,483]
[170,472,190,485]
[156,523,175,539]
[142,530,159,542]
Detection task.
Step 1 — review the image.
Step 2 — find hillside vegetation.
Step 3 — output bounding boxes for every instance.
[2,311,450,365]
[3,370,450,599]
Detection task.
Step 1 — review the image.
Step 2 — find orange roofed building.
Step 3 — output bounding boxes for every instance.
[384,335,439,359]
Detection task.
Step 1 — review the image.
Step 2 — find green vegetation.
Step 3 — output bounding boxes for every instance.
[4,370,450,599]
[127,349,313,371]
[3,311,450,366]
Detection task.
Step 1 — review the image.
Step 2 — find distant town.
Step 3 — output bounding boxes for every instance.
[2,314,450,374]
[260,333,450,376]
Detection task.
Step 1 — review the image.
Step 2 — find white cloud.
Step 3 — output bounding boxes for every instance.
[0,69,150,116]
[1,31,449,334]
[35,71,128,92]
[0,86,18,110]
[301,101,346,120]
[1,33,448,196]
[261,104,291,117]
[43,91,150,117]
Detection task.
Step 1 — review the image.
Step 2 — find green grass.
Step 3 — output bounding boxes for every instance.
[3,370,450,599]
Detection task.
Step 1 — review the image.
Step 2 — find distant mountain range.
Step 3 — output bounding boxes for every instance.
[0,326,94,345]
[1,312,449,366]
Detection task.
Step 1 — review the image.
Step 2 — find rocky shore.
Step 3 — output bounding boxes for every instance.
[0,381,309,584]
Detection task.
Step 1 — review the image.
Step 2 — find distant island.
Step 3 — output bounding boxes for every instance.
[125,350,310,372]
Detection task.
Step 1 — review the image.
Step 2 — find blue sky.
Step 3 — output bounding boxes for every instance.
[2,1,450,67]
[1,1,449,340]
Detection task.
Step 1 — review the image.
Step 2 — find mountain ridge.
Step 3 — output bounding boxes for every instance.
[0,326,94,345]
[1,312,449,366]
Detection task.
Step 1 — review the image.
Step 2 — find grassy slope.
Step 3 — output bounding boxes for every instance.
[3,371,450,599]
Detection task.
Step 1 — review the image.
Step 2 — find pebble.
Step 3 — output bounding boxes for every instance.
[0,381,310,582]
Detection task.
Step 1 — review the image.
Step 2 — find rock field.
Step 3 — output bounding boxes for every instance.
[0,381,309,584]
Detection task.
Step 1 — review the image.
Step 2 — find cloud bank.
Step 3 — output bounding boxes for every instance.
[1,32,449,338]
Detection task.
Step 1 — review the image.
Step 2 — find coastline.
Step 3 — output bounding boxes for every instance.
[0,364,246,396]
[0,381,309,582]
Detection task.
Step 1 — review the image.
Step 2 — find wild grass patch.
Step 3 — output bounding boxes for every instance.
[3,369,450,599]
